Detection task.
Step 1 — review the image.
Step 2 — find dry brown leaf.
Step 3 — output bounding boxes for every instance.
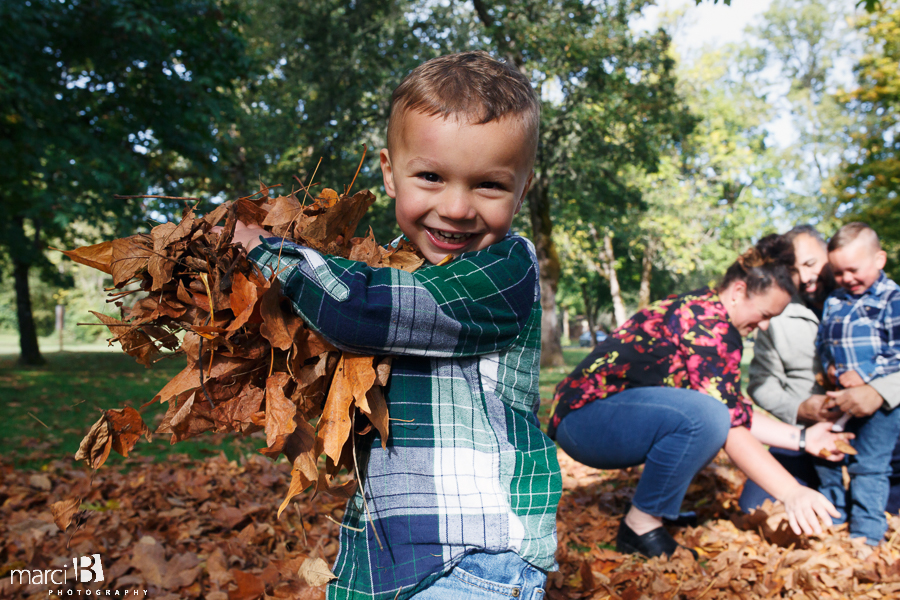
[50,497,81,532]
[265,372,297,447]
[110,235,153,286]
[74,414,113,469]
[91,311,158,367]
[317,353,377,463]
[57,240,114,274]
[106,406,150,457]
[835,439,858,455]
[297,558,337,587]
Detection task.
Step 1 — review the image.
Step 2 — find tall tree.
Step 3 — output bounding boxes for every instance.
[471,0,695,362]
[833,1,900,278]
[0,0,249,364]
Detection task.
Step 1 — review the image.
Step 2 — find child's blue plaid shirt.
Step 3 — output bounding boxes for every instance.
[248,234,561,600]
[817,271,900,384]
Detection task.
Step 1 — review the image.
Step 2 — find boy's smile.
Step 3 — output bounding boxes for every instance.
[380,110,534,265]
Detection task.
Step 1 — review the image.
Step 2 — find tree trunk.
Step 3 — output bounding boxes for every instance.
[528,175,564,367]
[599,232,628,327]
[11,217,45,366]
[580,282,597,346]
[560,306,569,343]
[638,237,657,309]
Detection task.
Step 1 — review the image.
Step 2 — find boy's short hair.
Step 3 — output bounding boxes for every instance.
[387,51,540,166]
[828,222,882,253]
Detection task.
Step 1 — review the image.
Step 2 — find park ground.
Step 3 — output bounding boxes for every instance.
[1,340,899,599]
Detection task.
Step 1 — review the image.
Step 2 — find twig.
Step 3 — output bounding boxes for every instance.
[325,514,365,532]
[237,183,283,202]
[353,411,383,551]
[113,194,199,201]
[346,144,367,195]
[198,313,216,410]
[28,412,50,429]
[293,503,309,548]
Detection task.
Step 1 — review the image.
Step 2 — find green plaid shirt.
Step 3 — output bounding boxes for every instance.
[248,234,561,600]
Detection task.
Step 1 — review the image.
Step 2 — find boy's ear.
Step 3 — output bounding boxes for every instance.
[380,148,397,199]
[514,170,534,215]
[876,249,888,270]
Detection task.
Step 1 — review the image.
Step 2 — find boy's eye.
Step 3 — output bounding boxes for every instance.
[478,181,506,191]
[417,172,441,183]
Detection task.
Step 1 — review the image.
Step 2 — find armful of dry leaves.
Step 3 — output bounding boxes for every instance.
[59,183,425,516]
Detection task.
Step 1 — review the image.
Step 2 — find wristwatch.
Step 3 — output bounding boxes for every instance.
[798,427,807,452]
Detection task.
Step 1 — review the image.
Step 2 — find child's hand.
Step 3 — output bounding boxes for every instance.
[803,421,854,461]
[839,369,865,389]
[212,220,269,252]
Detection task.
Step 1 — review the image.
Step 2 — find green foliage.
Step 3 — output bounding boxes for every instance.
[833,1,900,278]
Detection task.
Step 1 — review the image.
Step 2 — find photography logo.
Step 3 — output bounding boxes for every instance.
[74,554,105,583]
[9,554,104,585]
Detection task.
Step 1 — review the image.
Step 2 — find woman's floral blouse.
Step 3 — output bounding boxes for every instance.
[547,288,752,439]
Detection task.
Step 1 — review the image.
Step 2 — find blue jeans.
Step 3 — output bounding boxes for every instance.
[555,387,731,520]
[409,551,546,600]
[814,406,900,545]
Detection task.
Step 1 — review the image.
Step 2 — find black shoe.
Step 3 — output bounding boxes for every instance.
[663,511,698,528]
[616,520,698,559]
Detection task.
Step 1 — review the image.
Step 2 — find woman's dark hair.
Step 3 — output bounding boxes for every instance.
[717,234,797,297]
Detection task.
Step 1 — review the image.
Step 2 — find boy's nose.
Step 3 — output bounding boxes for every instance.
[439,190,477,221]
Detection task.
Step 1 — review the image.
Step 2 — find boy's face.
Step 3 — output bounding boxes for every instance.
[380,110,534,265]
[828,238,887,296]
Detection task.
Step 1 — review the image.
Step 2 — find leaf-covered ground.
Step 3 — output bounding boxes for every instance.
[3,447,900,599]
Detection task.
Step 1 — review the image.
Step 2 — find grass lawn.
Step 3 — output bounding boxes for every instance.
[0,344,594,471]
[0,350,260,469]
[0,337,751,470]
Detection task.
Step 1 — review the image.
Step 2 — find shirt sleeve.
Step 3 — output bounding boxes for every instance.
[247,235,538,357]
[816,300,836,371]
[747,326,800,425]
[672,300,752,428]
[869,370,900,410]
[873,289,900,380]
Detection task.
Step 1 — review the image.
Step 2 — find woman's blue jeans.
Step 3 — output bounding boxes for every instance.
[555,387,731,520]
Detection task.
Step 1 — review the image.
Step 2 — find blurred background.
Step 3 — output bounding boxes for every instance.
[1,0,896,368]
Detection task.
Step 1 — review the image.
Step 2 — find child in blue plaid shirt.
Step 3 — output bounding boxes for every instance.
[816,222,900,545]
[228,52,561,599]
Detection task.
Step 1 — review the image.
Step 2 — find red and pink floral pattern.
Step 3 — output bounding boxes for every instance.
[547,288,753,439]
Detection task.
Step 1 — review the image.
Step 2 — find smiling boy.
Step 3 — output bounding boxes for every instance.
[815,222,900,546]
[229,52,561,599]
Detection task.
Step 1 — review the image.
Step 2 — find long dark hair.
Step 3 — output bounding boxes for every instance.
[718,234,797,297]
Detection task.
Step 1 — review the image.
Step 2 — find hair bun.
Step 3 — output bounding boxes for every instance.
[738,247,765,269]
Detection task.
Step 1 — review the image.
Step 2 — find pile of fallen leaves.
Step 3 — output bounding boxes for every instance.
[3,449,899,599]
[60,183,424,515]
[552,451,900,599]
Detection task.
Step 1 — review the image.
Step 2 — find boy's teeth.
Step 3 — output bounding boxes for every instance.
[433,229,471,242]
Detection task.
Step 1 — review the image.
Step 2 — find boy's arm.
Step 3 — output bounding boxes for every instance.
[247,236,538,357]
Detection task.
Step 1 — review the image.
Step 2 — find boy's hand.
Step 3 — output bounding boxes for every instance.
[212,220,269,252]
[839,369,865,389]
